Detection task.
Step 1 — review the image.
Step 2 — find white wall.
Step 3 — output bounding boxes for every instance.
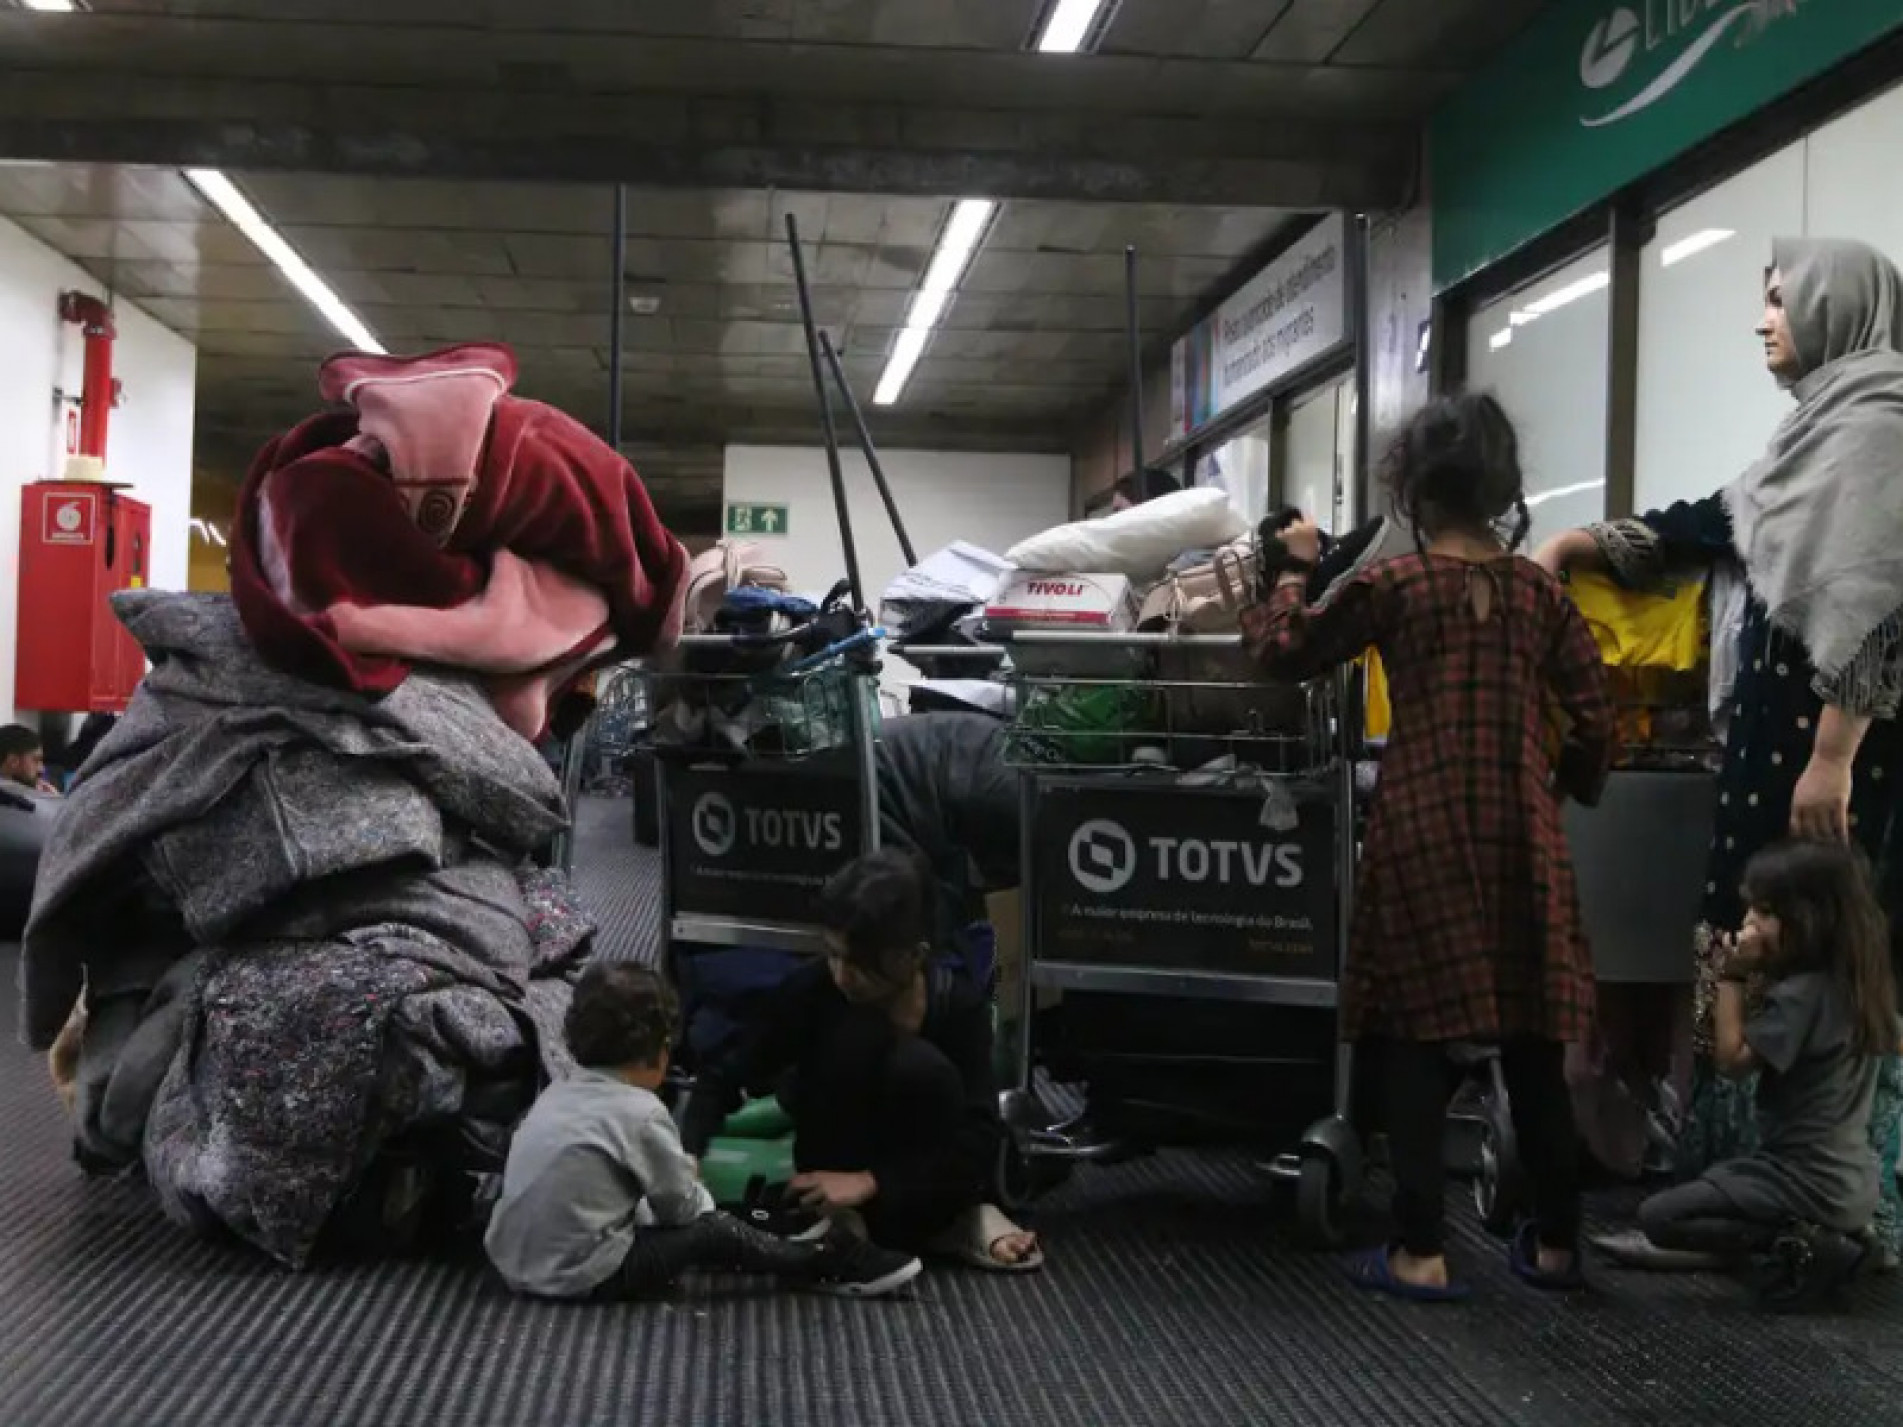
[721,445,1070,607]
[0,215,198,724]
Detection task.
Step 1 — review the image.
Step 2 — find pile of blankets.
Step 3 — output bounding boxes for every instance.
[21,342,689,1270]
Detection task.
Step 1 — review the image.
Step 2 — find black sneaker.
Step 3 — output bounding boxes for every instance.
[808,1227,922,1299]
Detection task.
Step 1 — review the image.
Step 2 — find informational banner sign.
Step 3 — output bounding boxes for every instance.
[1169,212,1349,444]
[1431,1,1903,289]
[1033,781,1337,981]
[665,765,862,926]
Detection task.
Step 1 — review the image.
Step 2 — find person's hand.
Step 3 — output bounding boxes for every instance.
[1716,928,1764,981]
[1281,519,1322,569]
[1791,751,1853,843]
[1532,531,1592,580]
[789,1170,878,1212]
[34,779,59,796]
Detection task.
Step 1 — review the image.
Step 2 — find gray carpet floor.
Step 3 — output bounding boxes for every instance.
[2,795,1902,1426]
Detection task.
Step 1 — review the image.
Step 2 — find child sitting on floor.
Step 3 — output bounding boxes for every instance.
[485,962,921,1300]
[1622,841,1897,1308]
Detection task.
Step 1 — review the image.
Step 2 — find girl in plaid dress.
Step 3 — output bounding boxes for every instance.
[1244,394,1617,1301]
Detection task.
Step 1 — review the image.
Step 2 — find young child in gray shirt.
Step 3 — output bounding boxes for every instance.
[486,963,920,1300]
[1636,841,1900,1308]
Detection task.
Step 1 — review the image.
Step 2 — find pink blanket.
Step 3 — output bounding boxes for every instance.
[228,344,687,740]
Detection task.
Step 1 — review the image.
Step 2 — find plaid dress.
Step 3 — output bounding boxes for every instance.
[1243,554,1616,1043]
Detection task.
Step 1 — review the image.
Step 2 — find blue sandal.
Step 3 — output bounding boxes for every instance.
[1509,1223,1587,1291]
[1343,1245,1471,1303]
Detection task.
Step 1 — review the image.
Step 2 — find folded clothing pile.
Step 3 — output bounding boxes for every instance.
[24,591,594,1269]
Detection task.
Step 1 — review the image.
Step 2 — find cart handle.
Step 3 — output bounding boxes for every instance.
[978,627,1246,650]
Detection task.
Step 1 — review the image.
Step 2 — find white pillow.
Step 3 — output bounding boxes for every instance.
[1006,488,1247,579]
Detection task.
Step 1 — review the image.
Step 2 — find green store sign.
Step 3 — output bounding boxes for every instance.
[1431,0,1903,291]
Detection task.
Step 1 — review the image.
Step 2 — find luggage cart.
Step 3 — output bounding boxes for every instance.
[984,627,1365,1245]
[646,630,884,970]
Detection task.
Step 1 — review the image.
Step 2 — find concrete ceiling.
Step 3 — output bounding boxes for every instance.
[0,162,1304,527]
[0,0,1553,531]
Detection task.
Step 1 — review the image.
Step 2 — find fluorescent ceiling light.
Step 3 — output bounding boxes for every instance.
[19,1,81,10]
[872,198,996,407]
[874,328,931,407]
[1489,328,1513,351]
[919,199,995,295]
[1660,228,1737,268]
[183,168,385,354]
[1035,0,1111,53]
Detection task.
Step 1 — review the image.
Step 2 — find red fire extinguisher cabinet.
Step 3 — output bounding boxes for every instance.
[15,481,150,713]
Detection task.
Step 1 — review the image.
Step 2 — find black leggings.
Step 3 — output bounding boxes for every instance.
[1385,1038,1581,1259]
[786,1005,981,1251]
[591,1212,828,1300]
[1638,1179,1781,1261]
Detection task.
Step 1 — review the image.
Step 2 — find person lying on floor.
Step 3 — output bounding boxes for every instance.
[1599,841,1898,1308]
[484,962,921,1301]
[677,849,1044,1273]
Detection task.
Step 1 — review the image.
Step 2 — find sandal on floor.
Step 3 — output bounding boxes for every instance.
[929,1204,1044,1274]
[1509,1223,1588,1291]
[1342,1246,1470,1303]
[1587,1228,1725,1273]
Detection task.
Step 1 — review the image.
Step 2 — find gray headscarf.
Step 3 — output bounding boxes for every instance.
[1724,237,1903,700]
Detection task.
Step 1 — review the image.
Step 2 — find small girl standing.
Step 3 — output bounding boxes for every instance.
[1244,393,1616,1301]
[1635,840,1897,1307]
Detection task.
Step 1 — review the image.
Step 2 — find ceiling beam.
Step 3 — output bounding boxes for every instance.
[0,71,1415,209]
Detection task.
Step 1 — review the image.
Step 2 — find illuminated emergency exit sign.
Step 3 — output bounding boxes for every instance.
[725,503,789,536]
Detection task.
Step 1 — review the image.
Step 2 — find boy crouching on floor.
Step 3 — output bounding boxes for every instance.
[485,963,921,1300]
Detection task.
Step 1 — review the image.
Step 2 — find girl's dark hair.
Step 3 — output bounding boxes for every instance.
[1382,393,1530,551]
[816,848,936,996]
[1742,840,1899,1058]
[564,964,679,1069]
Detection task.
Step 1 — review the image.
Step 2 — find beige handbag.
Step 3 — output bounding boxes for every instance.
[1138,536,1306,737]
[682,539,789,635]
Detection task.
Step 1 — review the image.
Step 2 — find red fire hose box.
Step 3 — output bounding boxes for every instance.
[15,481,150,714]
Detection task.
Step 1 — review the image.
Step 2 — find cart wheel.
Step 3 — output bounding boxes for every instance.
[1297,1153,1350,1249]
[995,1137,1072,1213]
[1473,1089,1527,1239]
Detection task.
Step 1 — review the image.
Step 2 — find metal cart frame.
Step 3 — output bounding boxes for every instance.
[977,627,1365,1243]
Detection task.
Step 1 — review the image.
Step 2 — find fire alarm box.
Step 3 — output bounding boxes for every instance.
[15,481,150,713]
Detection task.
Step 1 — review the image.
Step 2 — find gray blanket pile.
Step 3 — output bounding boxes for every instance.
[22,591,592,1269]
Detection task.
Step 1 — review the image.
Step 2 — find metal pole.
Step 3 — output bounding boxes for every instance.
[1125,244,1145,476]
[785,213,866,612]
[608,183,627,452]
[820,329,917,568]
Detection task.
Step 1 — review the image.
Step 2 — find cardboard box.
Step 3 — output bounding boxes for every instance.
[984,572,1145,677]
[985,571,1139,631]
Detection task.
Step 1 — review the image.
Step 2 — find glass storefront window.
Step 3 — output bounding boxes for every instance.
[1465,247,1611,551]
[1634,141,1804,514]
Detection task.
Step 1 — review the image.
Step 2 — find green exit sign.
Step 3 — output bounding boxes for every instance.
[725,503,789,536]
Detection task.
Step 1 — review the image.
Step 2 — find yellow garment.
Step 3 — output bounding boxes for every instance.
[1566,570,1706,672]
[1360,650,1391,740]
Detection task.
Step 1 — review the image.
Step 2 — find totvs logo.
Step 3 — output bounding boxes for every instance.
[1066,818,1304,893]
[690,792,844,859]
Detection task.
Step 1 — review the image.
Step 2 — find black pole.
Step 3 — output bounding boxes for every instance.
[1125,244,1145,477]
[820,329,917,568]
[608,183,627,452]
[785,213,865,612]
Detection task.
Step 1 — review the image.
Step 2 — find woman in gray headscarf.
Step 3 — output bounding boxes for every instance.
[1538,237,1903,1262]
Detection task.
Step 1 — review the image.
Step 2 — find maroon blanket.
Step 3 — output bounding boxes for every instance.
[229,344,687,740]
